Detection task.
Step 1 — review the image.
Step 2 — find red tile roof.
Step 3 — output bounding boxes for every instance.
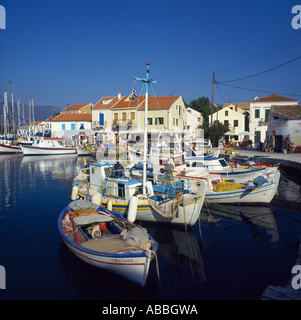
[250,94,299,103]
[94,95,182,111]
[93,97,123,109]
[51,113,92,121]
[61,103,92,112]
[137,96,181,110]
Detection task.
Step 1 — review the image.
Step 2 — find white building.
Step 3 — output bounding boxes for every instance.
[50,113,92,138]
[209,103,249,143]
[186,107,203,136]
[268,104,301,152]
[249,94,299,148]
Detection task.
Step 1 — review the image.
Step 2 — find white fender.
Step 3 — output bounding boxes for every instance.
[91,192,102,206]
[107,198,113,211]
[71,186,78,200]
[128,195,138,223]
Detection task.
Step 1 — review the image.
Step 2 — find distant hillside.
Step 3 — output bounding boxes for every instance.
[35,106,63,121]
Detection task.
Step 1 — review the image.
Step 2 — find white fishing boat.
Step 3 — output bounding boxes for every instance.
[73,161,206,227]
[76,145,93,156]
[22,137,76,155]
[186,171,280,205]
[58,199,158,287]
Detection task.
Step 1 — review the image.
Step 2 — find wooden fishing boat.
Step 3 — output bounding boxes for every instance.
[72,161,207,227]
[180,171,280,205]
[58,199,158,287]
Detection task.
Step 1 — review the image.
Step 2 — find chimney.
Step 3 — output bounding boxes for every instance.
[118,92,121,100]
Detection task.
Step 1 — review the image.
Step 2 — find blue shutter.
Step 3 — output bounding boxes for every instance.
[62,124,65,130]
[99,113,104,125]
[71,124,75,130]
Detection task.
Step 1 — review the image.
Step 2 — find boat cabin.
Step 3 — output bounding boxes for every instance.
[104,178,154,200]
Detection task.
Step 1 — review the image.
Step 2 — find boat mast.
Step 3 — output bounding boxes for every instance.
[135,63,156,197]
[3,91,8,136]
[9,80,14,133]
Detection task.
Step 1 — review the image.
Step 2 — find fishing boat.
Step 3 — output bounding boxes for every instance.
[182,171,280,205]
[0,141,22,154]
[72,161,206,227]
[58,199,158,287]
[22,137,76,155]
[76,145,93,156]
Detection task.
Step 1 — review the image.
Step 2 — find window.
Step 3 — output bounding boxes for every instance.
[147,118,153,125]
[234,120,239,127]
[62,124,65,130]
[117,183,125,199]
[255,131,261,143]
[255,109,260,118]
[130,112,135,120]
[71,124,75,130]
[122,112,126,120]
[224,120,229,126]
[114,113,118,120]
[225,110,228,116]
[80,123,85,129]
[155,117,164,125]
[265,109,270,122]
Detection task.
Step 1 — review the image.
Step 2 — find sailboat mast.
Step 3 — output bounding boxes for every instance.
[3,91,8,135]
[9,80,14,133]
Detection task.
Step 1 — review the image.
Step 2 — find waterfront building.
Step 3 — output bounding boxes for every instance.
[267,104,301,152]
[249,94,299,148]
[92,93,188,134]
[209,102,250,143]
[47,113,92,138]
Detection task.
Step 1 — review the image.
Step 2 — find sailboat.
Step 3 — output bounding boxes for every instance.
[0,92,22,154]
[72,64,207,227]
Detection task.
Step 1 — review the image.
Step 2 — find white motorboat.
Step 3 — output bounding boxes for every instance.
[22,137,76,155]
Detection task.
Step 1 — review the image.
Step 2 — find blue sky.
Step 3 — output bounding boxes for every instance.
[0,0,301,108]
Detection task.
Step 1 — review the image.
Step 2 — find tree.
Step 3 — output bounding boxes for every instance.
[207,121,229,147]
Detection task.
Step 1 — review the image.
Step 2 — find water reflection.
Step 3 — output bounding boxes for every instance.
[203,203,279,243]
[276,176,301,206]
[0,154,83,209]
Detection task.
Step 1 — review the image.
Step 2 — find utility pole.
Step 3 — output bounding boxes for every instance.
[9,80,14,133]
[211,71,215,126]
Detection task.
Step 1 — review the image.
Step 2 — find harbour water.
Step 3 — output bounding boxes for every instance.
[0,154,301,300]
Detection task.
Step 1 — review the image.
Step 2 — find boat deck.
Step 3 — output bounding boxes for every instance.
[81,235,142,253]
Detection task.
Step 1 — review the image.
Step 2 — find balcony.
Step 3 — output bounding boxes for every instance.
[93,120,107,128]
[112,119,133,127]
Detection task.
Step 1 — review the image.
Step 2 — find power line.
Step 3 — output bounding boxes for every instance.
[218,55,301,83]
[215,82,301,98]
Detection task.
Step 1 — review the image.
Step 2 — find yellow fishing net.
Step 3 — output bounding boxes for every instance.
[213,180,246,192]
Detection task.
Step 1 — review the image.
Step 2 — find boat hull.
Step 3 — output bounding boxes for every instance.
[0,143,22,154]
[78,181,206,227]
[61,239,152,287]
[22,146,76,156]
[205,171,280,205]
[76,146,92,156]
